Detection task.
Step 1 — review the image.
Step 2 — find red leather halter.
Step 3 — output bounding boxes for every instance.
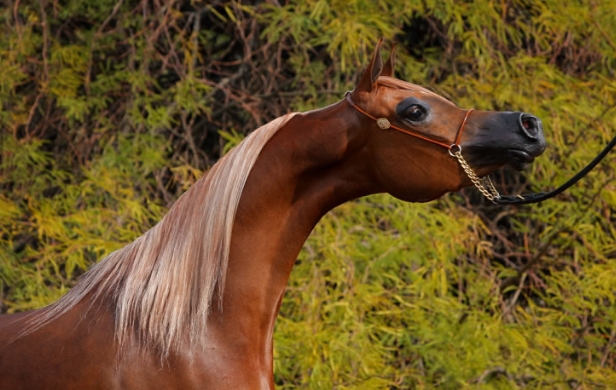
[345,92,474,153]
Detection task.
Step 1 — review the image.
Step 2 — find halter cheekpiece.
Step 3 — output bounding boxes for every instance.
[345,92,473,151]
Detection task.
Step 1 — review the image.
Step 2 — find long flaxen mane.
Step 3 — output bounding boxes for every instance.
[20,112,298,358]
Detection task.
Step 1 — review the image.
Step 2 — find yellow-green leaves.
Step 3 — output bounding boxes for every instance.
[3,0,616,388]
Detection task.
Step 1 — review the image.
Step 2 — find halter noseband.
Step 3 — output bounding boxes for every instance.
[345,92,502,202]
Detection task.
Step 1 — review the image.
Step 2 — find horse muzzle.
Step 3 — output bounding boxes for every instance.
[463,111,547,172]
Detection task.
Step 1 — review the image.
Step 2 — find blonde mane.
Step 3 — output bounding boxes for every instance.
[22,112,298,358]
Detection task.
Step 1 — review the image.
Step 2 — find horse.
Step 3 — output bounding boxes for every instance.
[0,40,546,389]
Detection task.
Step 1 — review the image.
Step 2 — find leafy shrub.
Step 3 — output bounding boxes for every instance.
[2,0,616,388]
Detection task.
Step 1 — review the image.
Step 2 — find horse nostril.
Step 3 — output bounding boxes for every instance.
[518,113,542,140]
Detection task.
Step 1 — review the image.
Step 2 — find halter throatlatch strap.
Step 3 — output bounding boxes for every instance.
[345,92,499,201]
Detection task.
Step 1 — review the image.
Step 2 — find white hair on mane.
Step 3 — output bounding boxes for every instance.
[20,112,298,358]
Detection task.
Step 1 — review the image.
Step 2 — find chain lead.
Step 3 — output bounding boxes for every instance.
[451,149,501,203]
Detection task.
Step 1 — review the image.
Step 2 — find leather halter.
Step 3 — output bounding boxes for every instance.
[344,92,503,202]
[346,92,616,205]
[345,92,474,152]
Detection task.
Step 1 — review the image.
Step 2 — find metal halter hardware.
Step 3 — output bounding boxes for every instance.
[345,93,501,202]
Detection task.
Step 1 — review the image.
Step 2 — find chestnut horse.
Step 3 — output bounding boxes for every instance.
[0,41,546,389]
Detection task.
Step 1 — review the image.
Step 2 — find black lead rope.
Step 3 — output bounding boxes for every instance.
[494,134,616,205]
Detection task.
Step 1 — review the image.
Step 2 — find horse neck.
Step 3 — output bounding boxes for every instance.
[213,99,378,342]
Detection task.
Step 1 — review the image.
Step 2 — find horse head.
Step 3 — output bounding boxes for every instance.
[348,40,546,202]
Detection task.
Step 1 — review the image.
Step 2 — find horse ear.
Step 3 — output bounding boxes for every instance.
[355,39,384,93]
[382,42,396,77]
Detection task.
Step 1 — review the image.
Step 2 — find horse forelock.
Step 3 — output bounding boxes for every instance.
[18,112,298,358]
[376,76,453,102]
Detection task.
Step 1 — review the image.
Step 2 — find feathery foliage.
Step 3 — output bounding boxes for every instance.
[2,0,616,388]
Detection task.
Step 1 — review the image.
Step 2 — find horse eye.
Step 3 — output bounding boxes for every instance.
[405,105,428,122]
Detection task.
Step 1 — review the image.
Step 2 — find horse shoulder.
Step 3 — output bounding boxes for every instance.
[0,303,120,390]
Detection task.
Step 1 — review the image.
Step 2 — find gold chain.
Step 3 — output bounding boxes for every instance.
[452,150,501,203]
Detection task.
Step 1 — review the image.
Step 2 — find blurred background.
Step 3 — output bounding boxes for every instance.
[1,0,616,388]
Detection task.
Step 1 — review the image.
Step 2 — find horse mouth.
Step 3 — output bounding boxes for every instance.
[506,149,535,171]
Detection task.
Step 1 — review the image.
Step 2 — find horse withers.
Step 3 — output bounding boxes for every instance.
[0,40,545,389]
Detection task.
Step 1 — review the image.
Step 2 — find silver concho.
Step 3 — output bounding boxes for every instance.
[376,118,391,129]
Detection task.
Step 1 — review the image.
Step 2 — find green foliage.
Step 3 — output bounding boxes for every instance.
[2,0,616,388]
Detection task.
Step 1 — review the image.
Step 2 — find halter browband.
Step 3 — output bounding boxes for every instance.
[345,92,474,151]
